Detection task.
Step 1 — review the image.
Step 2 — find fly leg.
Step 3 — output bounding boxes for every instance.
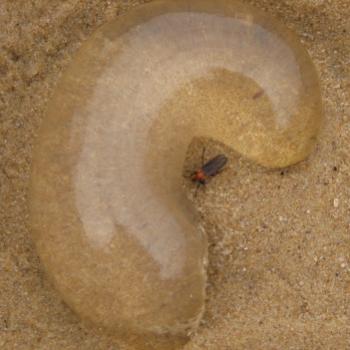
[194,178,207,198]
[194,183,200,198]
[201,147,206,166]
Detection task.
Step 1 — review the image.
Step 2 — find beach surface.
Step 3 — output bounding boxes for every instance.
[0,0,349,349]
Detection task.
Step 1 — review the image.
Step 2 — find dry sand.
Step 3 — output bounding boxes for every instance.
[0,0,349,349]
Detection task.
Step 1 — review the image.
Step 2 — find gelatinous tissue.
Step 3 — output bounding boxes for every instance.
[29,0,322,348]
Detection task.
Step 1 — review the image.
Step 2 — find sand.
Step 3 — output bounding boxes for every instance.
[0,0,349,349]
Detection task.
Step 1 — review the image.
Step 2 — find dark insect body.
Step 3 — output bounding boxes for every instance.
[191,150,228,187]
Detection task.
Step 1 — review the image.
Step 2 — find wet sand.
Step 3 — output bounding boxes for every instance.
[0,0,349,349]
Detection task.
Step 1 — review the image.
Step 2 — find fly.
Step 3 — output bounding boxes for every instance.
[191,148,228,196]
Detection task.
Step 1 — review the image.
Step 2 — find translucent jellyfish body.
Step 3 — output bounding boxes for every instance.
[29,0,322,348]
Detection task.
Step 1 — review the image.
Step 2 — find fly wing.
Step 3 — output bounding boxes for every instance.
[202,154,228,176]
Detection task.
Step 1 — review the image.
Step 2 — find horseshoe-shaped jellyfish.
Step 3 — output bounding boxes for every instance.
[29,0,322,348]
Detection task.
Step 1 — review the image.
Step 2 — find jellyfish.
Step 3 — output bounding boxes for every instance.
[29,1,322,348]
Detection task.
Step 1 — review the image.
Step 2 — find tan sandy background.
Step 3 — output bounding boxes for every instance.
[0,0,349,349]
